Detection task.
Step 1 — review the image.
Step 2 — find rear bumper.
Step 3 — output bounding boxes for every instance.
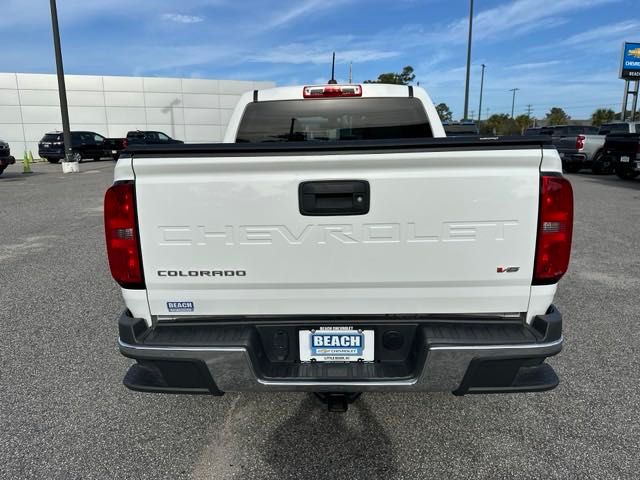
[559,151,587,163]
[38,149,64,159]
[0,155,15,167]
[118,308,563,395]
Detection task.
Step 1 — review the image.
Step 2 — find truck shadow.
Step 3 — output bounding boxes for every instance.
[262,395,395,479]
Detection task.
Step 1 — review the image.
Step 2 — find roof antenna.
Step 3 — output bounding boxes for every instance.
[328,52,338,84]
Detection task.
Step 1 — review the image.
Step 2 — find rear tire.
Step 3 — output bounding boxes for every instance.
[591,152,611,175]
[616,167,639,180]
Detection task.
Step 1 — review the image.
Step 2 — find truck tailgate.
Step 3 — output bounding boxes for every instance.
[132,148,542,317]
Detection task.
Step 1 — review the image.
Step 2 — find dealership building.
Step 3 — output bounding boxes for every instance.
[0,73,275,156]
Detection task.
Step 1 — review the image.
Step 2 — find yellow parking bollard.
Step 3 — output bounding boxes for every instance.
[22,151,33,174]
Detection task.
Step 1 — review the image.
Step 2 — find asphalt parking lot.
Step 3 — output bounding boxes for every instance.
[1,161,639,479]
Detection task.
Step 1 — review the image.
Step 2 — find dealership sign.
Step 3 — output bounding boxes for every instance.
[620,42,640,79]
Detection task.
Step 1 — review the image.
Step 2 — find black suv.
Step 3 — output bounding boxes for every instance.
[0,139,16,175]
[126,130,184,146]
[38,131,127,163]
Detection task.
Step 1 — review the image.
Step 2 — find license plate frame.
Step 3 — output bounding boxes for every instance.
[621,156,630,163]
[299,327,374,362]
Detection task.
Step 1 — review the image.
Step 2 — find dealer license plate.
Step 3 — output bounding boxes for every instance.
[620,156,630,163]
[299,327,374,362]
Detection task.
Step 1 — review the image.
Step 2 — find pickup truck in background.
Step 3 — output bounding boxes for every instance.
[527,125,597,151]
[106,84,572,411]
[557,122,640,173]
[38,131,127,163]
[0,139,16,176]
[442,121,479,136]
[603,132,640,179]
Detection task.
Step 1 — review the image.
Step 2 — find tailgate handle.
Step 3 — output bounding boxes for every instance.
[299,180,370,216]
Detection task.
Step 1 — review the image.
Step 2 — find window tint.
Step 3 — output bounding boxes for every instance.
[94,134,104,143]
[42,133,62,142]
[554,127,568,136]
[145,132,159,141]
[127,131,145,139]
[236,98,432,143]
[157,132,170,141]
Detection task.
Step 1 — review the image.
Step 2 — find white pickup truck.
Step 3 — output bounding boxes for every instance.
[106,83,573,411]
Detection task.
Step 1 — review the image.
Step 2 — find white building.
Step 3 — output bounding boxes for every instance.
[0,73,274,156]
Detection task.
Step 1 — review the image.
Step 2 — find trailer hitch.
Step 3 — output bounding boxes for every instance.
[313,392,362,412]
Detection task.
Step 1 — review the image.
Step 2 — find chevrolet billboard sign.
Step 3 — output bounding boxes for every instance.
[620,42,640,79]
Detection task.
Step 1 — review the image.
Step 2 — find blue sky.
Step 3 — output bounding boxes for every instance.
[2,0,639,119]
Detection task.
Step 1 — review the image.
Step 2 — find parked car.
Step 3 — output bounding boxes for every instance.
[126,130,184,146]
[108,83,571,412]
[0,140,16,175]
[603,132,640,179]
[524,127,554,136]
[442,121,479,136]
[38,131,127,163]
[557,122,640,173]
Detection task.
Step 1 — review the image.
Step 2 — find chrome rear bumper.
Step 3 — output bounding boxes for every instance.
[118,307,564,395]
[119,337,562,393]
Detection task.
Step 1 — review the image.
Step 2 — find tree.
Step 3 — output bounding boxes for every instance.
[480,114,520,135]
[364,66,415,85]
[515,114,532,134]
[545,107,570,126]
[591,108,615,126]
[435,103,453,122]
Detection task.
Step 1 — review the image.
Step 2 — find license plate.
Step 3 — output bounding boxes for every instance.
[299,328,374,362]
[111,150,117,154]
[621,156,630,163]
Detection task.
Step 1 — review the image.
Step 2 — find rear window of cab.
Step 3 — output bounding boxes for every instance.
[236,97,432,143]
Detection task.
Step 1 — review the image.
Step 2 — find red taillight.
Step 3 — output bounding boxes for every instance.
[576,135,585,150]
[303,84,362,98]
[533,175,574,285]
[122,138,128,149]
[104,182,144,289]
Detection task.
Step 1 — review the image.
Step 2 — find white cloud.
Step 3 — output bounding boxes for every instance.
[505,61,563,70]
[162,13,205,24]
[247,43,399,65]
[562,20,640,46]
[439,0,619,44]
[261,0,357,30]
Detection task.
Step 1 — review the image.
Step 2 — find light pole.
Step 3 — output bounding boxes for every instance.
[510,88,520,118]
[478,63,486,122]
[49,0,72,163]
[463,0,474,121]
